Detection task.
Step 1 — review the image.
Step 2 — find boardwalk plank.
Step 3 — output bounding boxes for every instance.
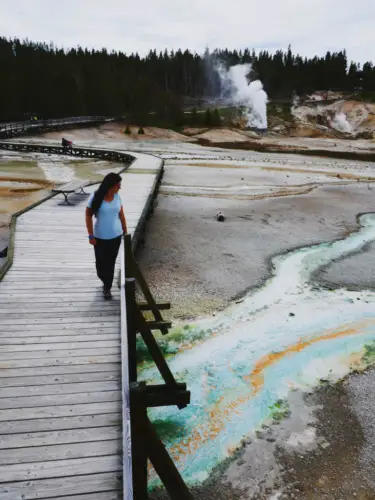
[0,401,121,421]
[0,413,122,435]
[0,347,120,360]
[0,304,119,313]
[0,340,119,352]
[0,363,120,378]
[0,426,121,450]
[1,309,119,318]
[0,371,119,387]
[0,294,114,300]
[0,380,120,398]
[0,472,122,500]
[50,493,121,500]
[0,285,114,292]
[0,354,120,369]
[1,316,120,326]
[0,327,119,337]
[0,442,120,468]
[0,390,121,409]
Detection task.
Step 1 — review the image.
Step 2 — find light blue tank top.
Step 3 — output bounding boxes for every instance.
[87,193,123,240]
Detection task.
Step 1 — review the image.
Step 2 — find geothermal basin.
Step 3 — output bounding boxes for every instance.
[3,128,375,498]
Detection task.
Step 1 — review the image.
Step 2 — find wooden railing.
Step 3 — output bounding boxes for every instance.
[0,116,111,139]
[0,141,134,163]
[122,234,193,500]
[120,237,135,500]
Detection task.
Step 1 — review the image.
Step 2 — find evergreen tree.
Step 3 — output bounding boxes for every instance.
[212,109,221,126]
[191,107,200,126]
[204,109,213,126]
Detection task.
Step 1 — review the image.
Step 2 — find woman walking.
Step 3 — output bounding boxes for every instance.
[85,173,127,300]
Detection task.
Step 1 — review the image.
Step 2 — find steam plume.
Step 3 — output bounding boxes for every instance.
[216,63,268,129]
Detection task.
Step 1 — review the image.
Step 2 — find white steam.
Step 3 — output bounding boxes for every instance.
[292,92,300,108]
[330,112,353,134]
[216,63,268,129]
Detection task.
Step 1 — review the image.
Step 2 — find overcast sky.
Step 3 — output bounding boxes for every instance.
[1,0,374,64]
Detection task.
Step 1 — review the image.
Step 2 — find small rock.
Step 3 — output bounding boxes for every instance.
[320,441,331,449]
[289,312,295,317]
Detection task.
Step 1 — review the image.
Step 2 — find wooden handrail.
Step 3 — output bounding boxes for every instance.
[0,116,111,139]
[0,142,134,163]
[123,233,192,499]
[121,237,135,500]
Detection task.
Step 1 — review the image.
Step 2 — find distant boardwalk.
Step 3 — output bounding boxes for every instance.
[0,150,163,499]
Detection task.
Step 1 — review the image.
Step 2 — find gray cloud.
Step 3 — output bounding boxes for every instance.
[1,0,374,63]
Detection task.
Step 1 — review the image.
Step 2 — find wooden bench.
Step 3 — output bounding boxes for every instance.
[52,180,90,205]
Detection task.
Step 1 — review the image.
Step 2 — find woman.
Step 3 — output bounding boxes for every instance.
[85,173,127,300]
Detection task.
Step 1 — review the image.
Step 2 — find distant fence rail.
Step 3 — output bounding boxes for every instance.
[0,141,133,163]
[0,116,112,139]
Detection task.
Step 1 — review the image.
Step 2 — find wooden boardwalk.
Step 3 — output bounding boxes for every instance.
[0,141,134,163]
[0,151,163,499]
[0,116,111,139]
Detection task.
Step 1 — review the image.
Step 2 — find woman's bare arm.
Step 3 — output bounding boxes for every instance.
[119,206,128,234]
[85,207,96,245]
[85,207,94,234]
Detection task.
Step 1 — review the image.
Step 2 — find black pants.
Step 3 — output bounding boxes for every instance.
[94,236,122,290]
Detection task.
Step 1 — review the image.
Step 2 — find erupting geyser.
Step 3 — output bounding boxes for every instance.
[217,63,268,129]
[330,112,353,134]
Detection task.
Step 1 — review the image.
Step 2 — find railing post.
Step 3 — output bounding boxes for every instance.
[130,382,148,500]
[124,233,133,278]
[125,278,137,383]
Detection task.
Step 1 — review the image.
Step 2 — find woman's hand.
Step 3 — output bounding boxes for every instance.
[89,236,96,246]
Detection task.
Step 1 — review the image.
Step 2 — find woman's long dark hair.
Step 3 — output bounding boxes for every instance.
[91,172,122,217]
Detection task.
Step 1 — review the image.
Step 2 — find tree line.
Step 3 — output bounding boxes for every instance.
[0,37,374,124]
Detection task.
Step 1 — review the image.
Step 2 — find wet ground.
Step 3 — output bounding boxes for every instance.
[135,148,375,499]
[139,174,375,320]
[316,238,375,291]
[274,370,375,500]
